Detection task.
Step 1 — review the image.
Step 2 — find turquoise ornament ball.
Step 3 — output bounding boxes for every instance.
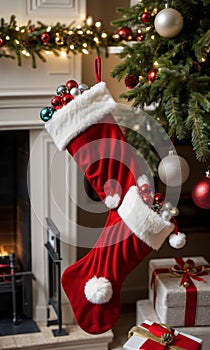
[40,107,54,122]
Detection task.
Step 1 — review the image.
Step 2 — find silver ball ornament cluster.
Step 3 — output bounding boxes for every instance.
[40,79,89,122]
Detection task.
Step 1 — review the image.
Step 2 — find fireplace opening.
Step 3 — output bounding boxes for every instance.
[0,130,33,322]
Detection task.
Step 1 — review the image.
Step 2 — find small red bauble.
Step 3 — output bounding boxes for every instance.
[148,69,157,83]
[40,32,50,44]
[62,93,74,105]
[142,193,153,207]
[139,183,152,194]
[192,175,210,209]
[0,38,5,47]
[154,192,165,205]
[66,79,78,91]
[117,27,133,41]
[136,34,144,42]
[124,74,139,89]
[141,12,151,23]
[51,95,62,109]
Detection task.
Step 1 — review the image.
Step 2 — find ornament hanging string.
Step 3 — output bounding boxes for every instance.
[94,56,102,83]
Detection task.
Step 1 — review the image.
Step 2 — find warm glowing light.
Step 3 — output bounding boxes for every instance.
[86,16,93,26]
[94,37,99,44]
[82,48,89,54]
[151,35,155,40]
[77,30,83,35]
[146,26,152,32]
[47,26,51,32]
[69,44,75,50]
[15,26,20,31]
[68,30,73,35]
[83,43,88,47]
[0,245,9,256]
[153,61,159,67]
[15,39,20,44]
[101,32,107,38]
[6,35,10,40]
[22,49,30,56]
[95,21,102,28]
[21,28,25,33]
[60,50,67,57]
[113,34,120,39]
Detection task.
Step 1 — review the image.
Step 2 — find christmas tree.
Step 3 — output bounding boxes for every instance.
[111,0,210,172]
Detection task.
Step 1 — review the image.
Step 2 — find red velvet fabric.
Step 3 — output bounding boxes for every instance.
[62,114,152,334]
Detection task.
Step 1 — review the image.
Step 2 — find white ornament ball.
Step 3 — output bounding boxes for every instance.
[158,153,190,187]
[154,8,183,38]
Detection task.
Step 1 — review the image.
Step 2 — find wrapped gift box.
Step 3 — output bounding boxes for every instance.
[136,299,210,350]
[148,256,210,327]
[123,319,203,350]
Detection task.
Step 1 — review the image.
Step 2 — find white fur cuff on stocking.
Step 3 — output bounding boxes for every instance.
[118,186,175,250]
[45,82,117,151]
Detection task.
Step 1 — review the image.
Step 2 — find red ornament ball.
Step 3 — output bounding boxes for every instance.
[51,95,62,110]
[192,176,210,209]
[148,69,157,83]
[139,183,152,194]
[40,32,50,44]
[141,12,151,23]
[136,34,144,42]
[117,27,133,41]
[124,74,139,89]
[154,192,165,205]
[62,93,74,105]
[142,193,153,207]
[66,79,78,91]
[0,38,5,47]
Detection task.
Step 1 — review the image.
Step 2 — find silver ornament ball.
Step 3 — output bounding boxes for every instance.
[56,85,68,96]
[79,83,89,93]
[158,153,190,187]
[70,87,81,98]
[154,8,183,38]
[161,209,172,221]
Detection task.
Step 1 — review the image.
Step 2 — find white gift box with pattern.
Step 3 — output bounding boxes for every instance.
[148,256,210,326]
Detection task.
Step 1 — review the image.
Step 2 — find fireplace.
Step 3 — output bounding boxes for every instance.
[0,130,34,322]
[0,130,30,269]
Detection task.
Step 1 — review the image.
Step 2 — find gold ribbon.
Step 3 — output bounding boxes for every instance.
[128,325,184,350]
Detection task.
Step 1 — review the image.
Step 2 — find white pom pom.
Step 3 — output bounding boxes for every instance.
[84,276,113,304]
[104,193,120,209]
[137,175,150,187]
[169,232,186,249]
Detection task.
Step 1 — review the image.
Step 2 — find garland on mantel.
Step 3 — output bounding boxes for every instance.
[0,15,120,68]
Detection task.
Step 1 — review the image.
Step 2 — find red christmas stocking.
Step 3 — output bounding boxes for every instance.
[45,82,184,334]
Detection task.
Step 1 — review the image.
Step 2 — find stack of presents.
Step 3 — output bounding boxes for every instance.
[124,256,210,349]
